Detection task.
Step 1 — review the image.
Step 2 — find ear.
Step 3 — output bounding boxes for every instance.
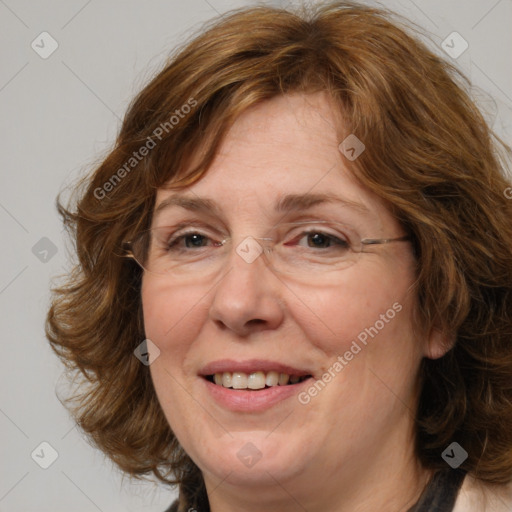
[424,327,455,360]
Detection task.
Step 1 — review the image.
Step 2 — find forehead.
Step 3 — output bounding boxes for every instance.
[154,93,395,228]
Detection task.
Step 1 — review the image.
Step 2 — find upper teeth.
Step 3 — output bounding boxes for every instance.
[212,371,304,389]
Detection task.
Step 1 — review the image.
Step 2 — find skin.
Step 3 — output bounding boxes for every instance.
[143,92,448,512]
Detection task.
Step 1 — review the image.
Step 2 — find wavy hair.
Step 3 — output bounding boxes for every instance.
[46,1,512,508]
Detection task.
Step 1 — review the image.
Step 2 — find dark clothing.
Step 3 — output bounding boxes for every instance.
[165,469,466,512]
[407,469,466,512]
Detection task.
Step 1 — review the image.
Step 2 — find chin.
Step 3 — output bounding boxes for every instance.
[191,431,310,487]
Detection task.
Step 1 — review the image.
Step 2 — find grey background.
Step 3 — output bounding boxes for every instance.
[0,0,511,511]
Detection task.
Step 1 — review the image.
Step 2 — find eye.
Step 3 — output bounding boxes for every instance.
[305,232,342,249]
[289,230,351,250]
[173,233,209,249]
[166,231,223,251]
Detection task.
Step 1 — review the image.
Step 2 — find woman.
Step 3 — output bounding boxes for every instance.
[46,2,512,511]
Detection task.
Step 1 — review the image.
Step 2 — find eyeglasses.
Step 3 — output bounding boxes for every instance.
[124,221,410,284]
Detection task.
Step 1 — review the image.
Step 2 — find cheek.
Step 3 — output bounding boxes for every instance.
[287,262,418,361]
[141,277,207,360]
[141,277,211,442]
[291,271,420,434]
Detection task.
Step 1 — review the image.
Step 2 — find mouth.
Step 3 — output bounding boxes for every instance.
[204,371,313,390]
[199,361,315,412]
[199,359,315,403]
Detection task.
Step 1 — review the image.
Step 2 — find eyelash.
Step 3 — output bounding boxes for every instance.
[164,228,350,251]
[289,229,350,249]
[166,231,220,250]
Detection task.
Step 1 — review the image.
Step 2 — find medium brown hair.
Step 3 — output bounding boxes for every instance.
[46,0,512,506]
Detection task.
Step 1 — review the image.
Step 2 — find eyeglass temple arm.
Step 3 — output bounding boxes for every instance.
[361,235,410,246]
[121,241,138,259]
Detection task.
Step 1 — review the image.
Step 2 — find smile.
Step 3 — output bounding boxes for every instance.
[206,371,311,389]
[199,359,314,411]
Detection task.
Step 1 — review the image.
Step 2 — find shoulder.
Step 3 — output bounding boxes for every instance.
[454,474,512,512]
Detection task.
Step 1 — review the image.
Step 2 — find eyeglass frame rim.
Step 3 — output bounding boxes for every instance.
[121,221,412,270]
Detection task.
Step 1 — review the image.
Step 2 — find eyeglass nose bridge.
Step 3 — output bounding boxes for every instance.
[232,235,275,265]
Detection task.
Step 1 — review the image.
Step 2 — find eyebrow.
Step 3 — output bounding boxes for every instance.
[153,192,370,218]
[154,195,222,217]
[275,193,370,215]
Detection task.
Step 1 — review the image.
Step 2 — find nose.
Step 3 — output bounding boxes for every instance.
[208,245,285,337]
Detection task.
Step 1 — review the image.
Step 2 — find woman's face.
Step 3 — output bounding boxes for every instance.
[143,92,435,503]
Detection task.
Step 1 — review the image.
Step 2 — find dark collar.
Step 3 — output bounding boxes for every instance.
[166,469,467,512]
[407,469,466,512]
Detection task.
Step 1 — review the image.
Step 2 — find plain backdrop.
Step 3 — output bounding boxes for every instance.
[1,0,511,511]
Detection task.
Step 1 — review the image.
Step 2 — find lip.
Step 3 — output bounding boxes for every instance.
[201,377,312,412]
[199,358,312,377]
[199,359,314,413]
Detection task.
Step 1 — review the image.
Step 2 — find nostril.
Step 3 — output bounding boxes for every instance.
[247,319,265,326]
